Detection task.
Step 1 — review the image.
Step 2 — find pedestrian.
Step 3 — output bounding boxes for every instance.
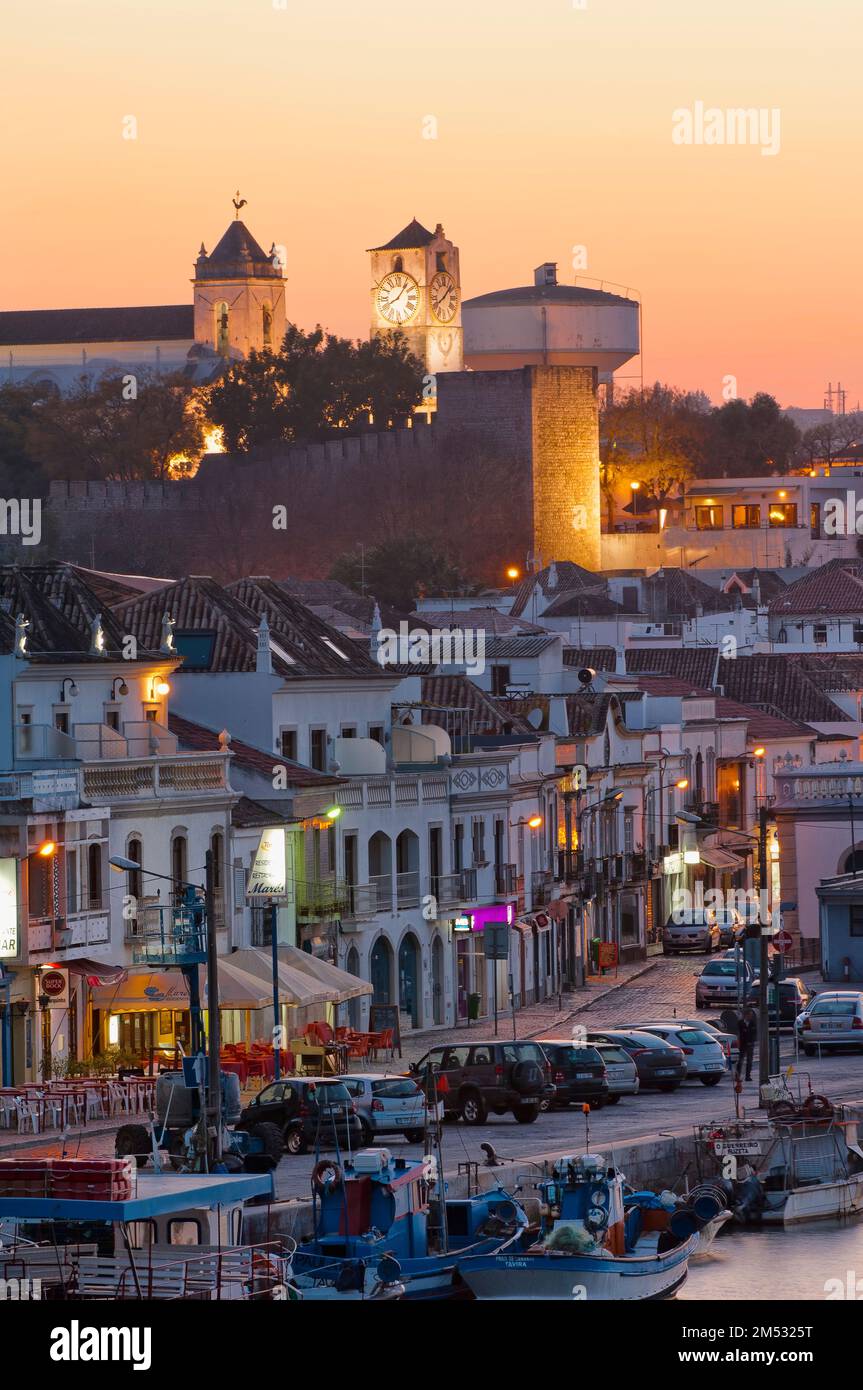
[736,1006,758,1082]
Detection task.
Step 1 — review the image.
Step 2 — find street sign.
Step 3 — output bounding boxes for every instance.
[775,930,793,953]
[485,924,510,960]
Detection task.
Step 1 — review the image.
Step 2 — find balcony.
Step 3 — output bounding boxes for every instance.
[122,721,178,758]
[296,876,350,920]
[432,868,478,907]
[82,756,227,802]
[494,863,517,899]
[531,870,553,905]
[131,897,207,967]
[74,723,128,760]
[15,724,77,761]
[342,883,381,924]
[29,909,110,957]
[396,870,421,909]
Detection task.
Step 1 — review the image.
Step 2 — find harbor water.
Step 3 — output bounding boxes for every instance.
[680,1216,863,1300]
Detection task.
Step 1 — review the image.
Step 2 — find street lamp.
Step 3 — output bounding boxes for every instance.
[630,481,641,517]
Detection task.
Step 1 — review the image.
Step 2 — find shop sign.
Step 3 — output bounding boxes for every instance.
[247,828,286,899]
[0,858,17,959]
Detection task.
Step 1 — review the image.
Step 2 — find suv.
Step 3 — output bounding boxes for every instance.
[535,1039,609,1109]
[663,911,721,955]
[410,1041,552,1124]
[236,1078,363,1156]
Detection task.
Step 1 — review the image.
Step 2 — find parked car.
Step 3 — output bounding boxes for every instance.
[712,909,743,947]
[637,1018,736,1068]
[663,911,721,955]
[409,1040,553,1124]
[592,1042,640,1103]
[795,991,863,1054]
[635,1025,727,1085]
[236,1078,363,1156]
[584,1030,687,1091]
[340,1073,441,1144]
[746,976,811,1026]
[695,957,754,1007]
[535,1040,609,1109]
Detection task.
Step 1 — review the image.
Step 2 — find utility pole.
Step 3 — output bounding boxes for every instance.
[757,804,770,1096]
[849,794,858,878]
[205,849,222,1160]
[271,901,281,1080]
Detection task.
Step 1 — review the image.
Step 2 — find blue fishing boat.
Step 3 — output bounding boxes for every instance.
[458,1153,697,1300]
[292,1147,528,1300]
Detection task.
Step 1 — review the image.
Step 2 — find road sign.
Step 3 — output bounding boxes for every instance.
[775,930,793,953]
[485,924,510,960]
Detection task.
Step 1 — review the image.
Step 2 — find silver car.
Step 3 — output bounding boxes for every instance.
[592,1042,639,1103]
[637,1018,737,1068]
[636,1024,727,1085]
[663,911,721,955]
[796,992,863,1054]
[340,1073,442,1144]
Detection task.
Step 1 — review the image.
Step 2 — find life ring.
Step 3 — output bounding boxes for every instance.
[312,1159,343,1193]
[802,1094,833,1121]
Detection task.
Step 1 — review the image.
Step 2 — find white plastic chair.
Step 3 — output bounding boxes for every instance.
[108,1082,131,1117]
[0,1095,16,1129]
[85,1088,105,1122]
[14,1097,40,1134]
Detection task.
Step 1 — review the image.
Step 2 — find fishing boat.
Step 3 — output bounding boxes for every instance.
[700,1092,863,1227]
[623,1183,732,1255]
[0,1158,298,1299]
[291,1147,529,1300]
[457,1152,697,1301]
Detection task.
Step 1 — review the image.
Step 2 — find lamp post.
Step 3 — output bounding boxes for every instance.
[675,805,775,1100]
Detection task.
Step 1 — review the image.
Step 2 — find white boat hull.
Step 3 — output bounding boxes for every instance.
[459,1238,695,1301]
[761,1173,863,1225]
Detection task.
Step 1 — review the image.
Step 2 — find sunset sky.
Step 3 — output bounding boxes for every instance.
[3,0,860,406]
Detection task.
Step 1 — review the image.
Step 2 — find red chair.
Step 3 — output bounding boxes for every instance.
[306,1020,335,1046]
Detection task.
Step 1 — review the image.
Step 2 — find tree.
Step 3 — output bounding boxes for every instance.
[202,323,425,451]
[796,411,863,469]
[330,536,472,611]
[600,383,708,523]
[27,372,205,481]
[0,384,50,495]
[702,392,800,477]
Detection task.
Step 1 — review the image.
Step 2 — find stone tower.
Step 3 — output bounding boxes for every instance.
[193,218,286,359]
[368,218,464,382]
[435,366,603,572]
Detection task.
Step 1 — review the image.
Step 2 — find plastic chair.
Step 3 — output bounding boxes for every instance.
[14,1096,40,1134]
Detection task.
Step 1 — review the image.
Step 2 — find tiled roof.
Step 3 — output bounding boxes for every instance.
[484,634,560,659]
[0,305,193,346]
[625,647,719,688]
[565,692,616,737]
[69,566,171,607]
[232,796,292,829]
[795,654,863,692]
[713,697,815,740]
[195,221,282,281]
[0,563,152,660]
[410,607,547,636]
[168,712,339,787]
[563,648,617,672]
[227,577,386,677]
[420,676,533,734]
[722,568,787,600]
[367,218,435,251]
[510,562,600,618]
[280,579,416,637]
[768,562,863,616]
[718,654,847,723]
[542,588,623,618]
[641,568,734,617]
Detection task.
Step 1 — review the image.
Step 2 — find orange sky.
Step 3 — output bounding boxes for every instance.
[3,0,861,406]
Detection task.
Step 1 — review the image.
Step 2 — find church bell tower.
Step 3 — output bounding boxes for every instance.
[193,199,286,359]
[368,219,464,387]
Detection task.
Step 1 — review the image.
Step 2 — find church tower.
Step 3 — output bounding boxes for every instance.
[368,219,464,385]
[193,207,286,359]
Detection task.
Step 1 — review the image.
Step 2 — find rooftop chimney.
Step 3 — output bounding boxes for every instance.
[534,262,558,287]
[256,614,272,674]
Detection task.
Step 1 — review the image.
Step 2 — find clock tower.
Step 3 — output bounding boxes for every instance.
[368,219,464,388]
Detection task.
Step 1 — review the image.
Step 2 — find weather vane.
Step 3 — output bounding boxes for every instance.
[232,190,247,218]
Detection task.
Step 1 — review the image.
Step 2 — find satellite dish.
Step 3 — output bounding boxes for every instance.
[527,708,544,729]
[577,667,597,686]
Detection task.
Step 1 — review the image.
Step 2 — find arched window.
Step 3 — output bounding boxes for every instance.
[88,842,102,909]
[262,303,273,349]
[215,302,229,356]
[172,834,187,905]
[210,830,224,927]
[694,750,704,803]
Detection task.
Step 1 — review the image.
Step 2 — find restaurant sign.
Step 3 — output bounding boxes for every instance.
[0,858,18,960]
[247,828,287,900]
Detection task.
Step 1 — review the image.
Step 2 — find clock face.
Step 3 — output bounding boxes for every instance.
[377,271,420,325]
[430,271,458,323]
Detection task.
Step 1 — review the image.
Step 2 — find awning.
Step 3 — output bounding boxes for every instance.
[52,957,126,986]
[227,949,331,1008]
[278,945,373,1002]
[699,846,747,872]
[89,961,275,1013]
